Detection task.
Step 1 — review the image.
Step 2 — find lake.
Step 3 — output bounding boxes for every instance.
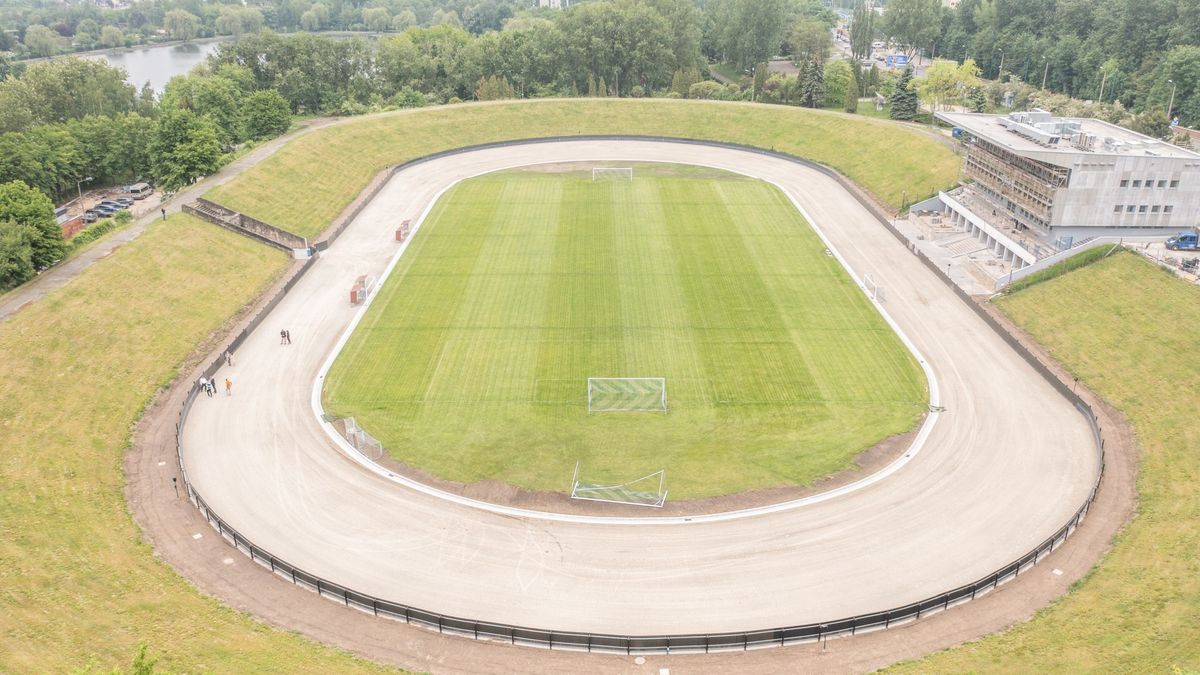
[87,40,225,92]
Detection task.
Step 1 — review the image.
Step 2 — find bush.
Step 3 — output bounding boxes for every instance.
[68,218,119,251]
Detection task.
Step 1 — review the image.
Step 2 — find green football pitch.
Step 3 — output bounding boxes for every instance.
[324,164,926,499]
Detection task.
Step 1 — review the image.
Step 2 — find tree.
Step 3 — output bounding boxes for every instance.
[240,90,292,140]
[75,19,101,50]
[791,17,831,66]
[151,108,222,191]
[889,67,919,120]
[710,0,789,69]
[362,8,391,32]
[798,60,825,108]
[1128,110,1171,140]
[752,63,767,101]
[164,10,201,42]
[968,87,987,112]
[883,0,941,57]
[392,10,417,31]
[0,223,36,291]
[0,180,64,271]
[475,75,516,100]
[824,59,853,109]
[670,68,700,97]
[646,0,704,73]
[850,0,874,61]
[23,25,62,58]
[845,65,860,113]
[918,58,960,112]
[99,25,125,49]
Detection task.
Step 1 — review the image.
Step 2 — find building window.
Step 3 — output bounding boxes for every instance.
[1164,205,1174,214]
[1157,180,1167,188]
[1138,205,1148,213]
[1127,205,1136,213]
[1120,179,1129,187]
[1114,205,1123,213]
[1152,205,1161,213]
[1170,180,1180,188]
[1132,180,1142,188]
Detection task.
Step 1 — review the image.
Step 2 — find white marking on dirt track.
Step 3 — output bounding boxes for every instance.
[181,140,1100,636]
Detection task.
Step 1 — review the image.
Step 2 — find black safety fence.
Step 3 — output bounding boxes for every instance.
[174,137,1107,654]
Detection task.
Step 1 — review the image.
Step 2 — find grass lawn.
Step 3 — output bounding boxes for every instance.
[205,98,961,240]
[898,250,1200,671]
[0,213,389,673]
[324,165,926,499]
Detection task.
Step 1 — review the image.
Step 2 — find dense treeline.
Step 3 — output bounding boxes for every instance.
[879,0,1200,127]
[0,0,530,56]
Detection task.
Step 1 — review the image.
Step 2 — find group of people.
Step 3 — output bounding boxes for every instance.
[198,376,232,397]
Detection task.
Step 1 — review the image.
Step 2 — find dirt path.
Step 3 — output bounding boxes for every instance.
[0,116,339,324]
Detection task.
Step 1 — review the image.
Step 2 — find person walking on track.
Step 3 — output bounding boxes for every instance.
[280,329,287,345]
[224,378,233,396]
[199,376,211,398]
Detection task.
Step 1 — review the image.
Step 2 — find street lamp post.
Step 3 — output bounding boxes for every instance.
[1041,56,1049,90]
[1098,67,1109,102]
[76,176,93,203]
[1167,79,1177,120]
[997,48,1005,80]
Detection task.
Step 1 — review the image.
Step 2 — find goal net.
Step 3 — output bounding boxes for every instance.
[587,377,667,412]
[571,464,667,507]
[342,417,384,461]
[864,273,885,303]
[592,167,633,181]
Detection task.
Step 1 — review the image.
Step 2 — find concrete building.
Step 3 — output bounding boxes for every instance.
[931,109,1200,272]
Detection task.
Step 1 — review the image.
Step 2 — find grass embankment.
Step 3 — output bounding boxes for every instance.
[900,250,1200,671]
[0,213,388,672]
[325,166,925,498]
[206,98,961,239]
[1003,243,1121,294]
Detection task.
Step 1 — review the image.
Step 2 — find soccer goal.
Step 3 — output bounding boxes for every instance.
[592,167,633,181]
[864,273,885,303]
[587,377,667,412]
[571,462,667,507]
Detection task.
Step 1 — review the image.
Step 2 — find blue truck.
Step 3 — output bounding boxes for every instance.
[1166,230,1199,251]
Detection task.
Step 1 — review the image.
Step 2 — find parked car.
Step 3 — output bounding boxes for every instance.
[93,204,119,216]
[86,208,111,219]
[82,211,98,224]
[114,197,134,207]
[99,200,127,210]
[128,182,154,200]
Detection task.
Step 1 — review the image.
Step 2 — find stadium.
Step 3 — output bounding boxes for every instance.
[8,99,1184,674]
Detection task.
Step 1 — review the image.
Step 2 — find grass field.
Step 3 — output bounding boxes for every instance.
[205,99,961,239]
[0,214,389,673]
[898,250,1200,671]
[324,165,926,499]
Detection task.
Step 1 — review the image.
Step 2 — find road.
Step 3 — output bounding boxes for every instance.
[180,140,1099,637]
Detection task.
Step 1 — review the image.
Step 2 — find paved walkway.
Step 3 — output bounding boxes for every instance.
[0,117,338,323]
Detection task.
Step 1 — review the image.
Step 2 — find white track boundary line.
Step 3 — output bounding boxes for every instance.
[309,144,941,525]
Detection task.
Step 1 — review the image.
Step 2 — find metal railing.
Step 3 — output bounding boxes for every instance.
[174,136,1107,654]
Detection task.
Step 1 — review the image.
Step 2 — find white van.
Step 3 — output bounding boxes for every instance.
[129,182,154,200]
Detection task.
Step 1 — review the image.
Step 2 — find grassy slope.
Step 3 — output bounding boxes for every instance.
[0,213,388,673]
[206,99,961,239]
[902,251,1200,671]
[324,167,925,498]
